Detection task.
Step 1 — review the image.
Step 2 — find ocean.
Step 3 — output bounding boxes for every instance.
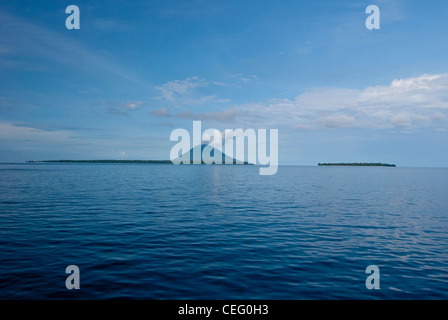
[0,163,447,299]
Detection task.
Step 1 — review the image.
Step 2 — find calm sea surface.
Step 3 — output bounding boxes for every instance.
[0,164,447,299]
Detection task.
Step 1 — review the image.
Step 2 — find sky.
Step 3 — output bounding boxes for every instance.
[0,0,447,166]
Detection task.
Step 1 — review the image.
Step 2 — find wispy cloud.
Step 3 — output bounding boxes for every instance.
[0,121,168,161]
[0,97,38,110]
[154,76,231,107]
[99,101,143,115]
[213,74,259,88]
[239,75,258,83]
[151,107,236,122]
[0,121,73,143]
[155,77,208,102]
[0,9,149,87]
[154,75,258,108]
[151,107,171,117]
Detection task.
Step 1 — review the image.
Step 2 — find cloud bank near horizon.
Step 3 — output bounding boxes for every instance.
[151,73,448,131]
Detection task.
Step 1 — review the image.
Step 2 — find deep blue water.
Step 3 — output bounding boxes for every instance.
[0,164,447,299]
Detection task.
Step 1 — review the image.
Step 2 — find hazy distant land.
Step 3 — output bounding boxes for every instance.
[26,160,173,164]
[26,145,255,165]
[26,159,252,165]
[318,163,396,167]
[26,160,395,167]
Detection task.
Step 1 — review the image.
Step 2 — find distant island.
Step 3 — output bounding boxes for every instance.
[173,144,253,165]
[26,145,255,165]
[26,160,172,164]
[26,159,253,165]
[318,163,396,167]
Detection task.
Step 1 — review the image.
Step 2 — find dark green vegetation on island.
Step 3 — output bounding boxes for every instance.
[318,163,396,167]
[27,145,257,165]
[27,160,173,164]
[26,159,253,165]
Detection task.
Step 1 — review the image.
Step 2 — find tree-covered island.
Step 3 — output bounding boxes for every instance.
[318,163,396,167]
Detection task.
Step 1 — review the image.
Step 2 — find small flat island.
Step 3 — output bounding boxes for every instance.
[25,159,252,165]
[318,163,396,167]
[26,160,172,164]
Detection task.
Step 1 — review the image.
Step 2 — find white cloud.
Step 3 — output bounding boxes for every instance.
[156,76,208,102]
[154,76,234,107]
[151,73,448,131]
[319,114,356,128]
[124,101,142,110]
[213,81,232,87]
[391,113,412,128]
[0,121,73,141]
[240,75,258,83]
[234,73,448,130]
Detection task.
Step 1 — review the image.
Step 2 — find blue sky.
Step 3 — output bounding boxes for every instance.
[0,0,447,166]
